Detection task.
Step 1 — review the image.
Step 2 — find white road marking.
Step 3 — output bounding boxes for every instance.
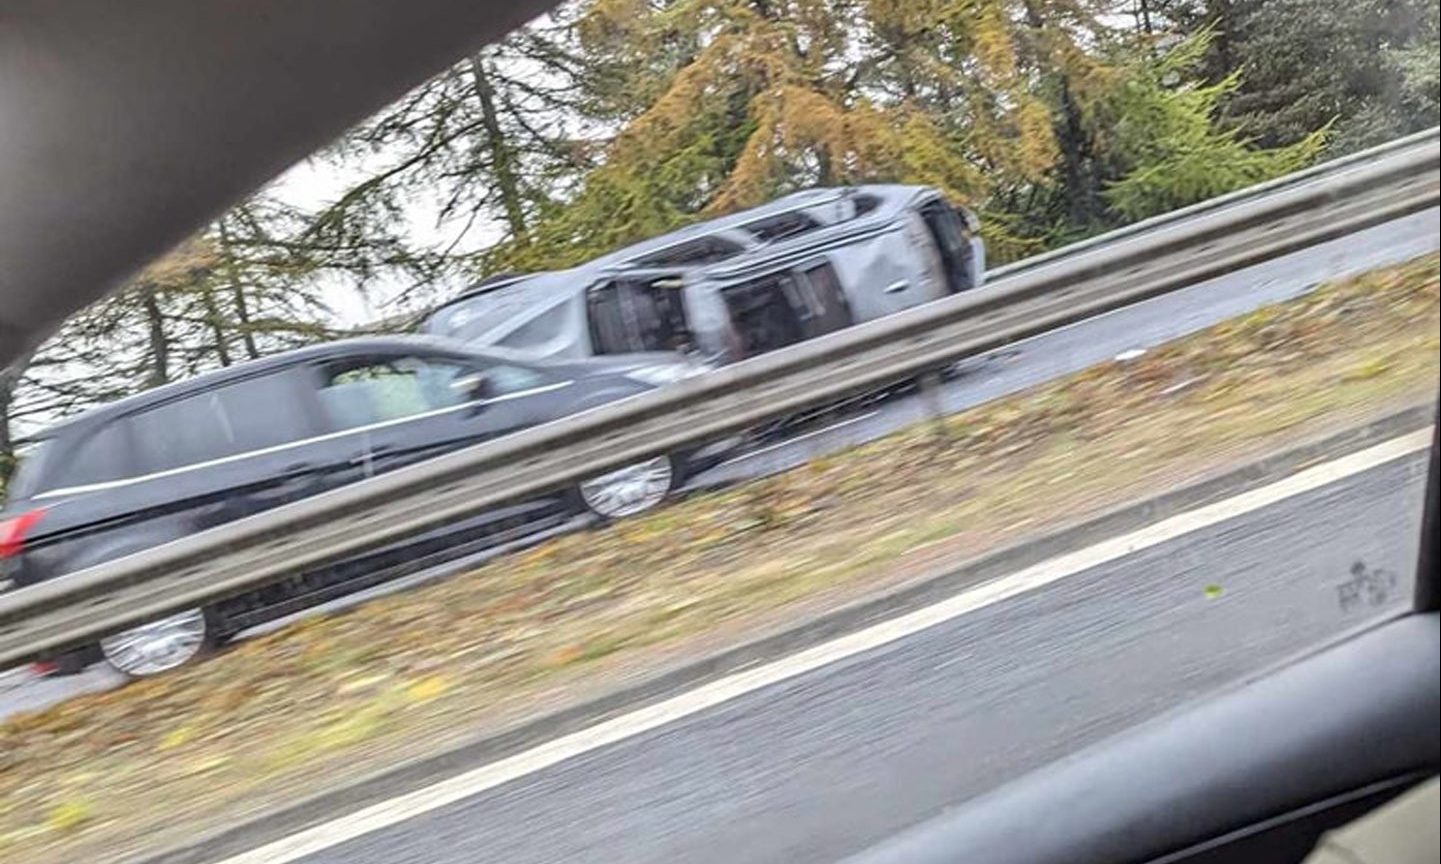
[212,428,1433,864]
[719,410,881,465]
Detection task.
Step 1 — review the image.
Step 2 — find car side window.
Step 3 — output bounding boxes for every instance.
[587,279,691,355]
[129,373,311,473]
[317,355,476,431]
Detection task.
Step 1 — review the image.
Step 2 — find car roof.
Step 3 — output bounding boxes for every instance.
[38,334,510,438]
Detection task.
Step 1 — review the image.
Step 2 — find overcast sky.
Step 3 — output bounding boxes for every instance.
[269,151,502,328]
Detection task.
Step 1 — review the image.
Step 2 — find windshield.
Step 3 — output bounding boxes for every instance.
[1,3,1437,864]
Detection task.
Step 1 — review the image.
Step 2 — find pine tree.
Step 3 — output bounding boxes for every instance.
[312,17,597,296]
[487,0,1075,269]
[1145,0,1439,155]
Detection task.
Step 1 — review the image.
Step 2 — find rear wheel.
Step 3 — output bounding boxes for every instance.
[578,455,674,519]
[99,607,213,677]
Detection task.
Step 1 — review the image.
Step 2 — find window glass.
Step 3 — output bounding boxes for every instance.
[51,422,134,489]
[631,237,744,267]
[486,364,551,395]
[498,306,569,350]
[798,263,853,332]
[314,355,550,429]
[207,374,311,452]
[318,356,471,430]
[744,211,821,242]
[6,438,55,499]
[587,279,692,355]
[129,374,309,473]
[130,400,232,472]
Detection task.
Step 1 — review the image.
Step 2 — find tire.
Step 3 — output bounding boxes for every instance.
[99,606,215,678]
[577,455,674,519]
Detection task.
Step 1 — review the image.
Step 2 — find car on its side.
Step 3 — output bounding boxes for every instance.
[0,336,736,677]
[422,184,985,366]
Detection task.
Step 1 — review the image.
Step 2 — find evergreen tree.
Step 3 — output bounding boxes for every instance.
[1147,0,1439,154]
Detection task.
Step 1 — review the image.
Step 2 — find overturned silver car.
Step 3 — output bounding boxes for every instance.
[422,184,985,365]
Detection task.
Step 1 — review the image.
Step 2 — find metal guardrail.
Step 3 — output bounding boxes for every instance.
[0,129,1437,666]
[986,126,1441,282]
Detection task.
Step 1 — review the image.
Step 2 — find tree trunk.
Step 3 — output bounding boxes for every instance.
[218,219,261,360]
[201,289,233,366]
[1210,0,1235,79]
[816,147,837,186]
[1136,0,1154,34]
[230,285,261,360]
[1023,0,1101,229]
[140,287,170,388]
[468,56,528,241]
[1057,82,1101,228]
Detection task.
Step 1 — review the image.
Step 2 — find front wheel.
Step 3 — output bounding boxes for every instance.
[578,455,674,519]
[99,607,214,678]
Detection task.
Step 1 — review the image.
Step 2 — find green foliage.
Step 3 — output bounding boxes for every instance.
[1149,0,1439,155]
[481,2,1336,265]
[1096,33,1330,221]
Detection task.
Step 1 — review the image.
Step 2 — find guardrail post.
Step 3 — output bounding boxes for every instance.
[918,371,954,448]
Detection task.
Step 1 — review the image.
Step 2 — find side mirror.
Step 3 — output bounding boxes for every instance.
[452,372,494,403]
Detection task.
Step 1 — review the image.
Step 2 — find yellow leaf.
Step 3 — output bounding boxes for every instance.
[158,725,197,751]
[405,675,452,704]
[46,800,91,833]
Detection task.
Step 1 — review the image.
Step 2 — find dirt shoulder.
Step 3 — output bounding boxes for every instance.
[1,255,1438,863]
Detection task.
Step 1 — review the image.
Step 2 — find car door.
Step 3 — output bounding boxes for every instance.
[308,350,577,481]
[124,366,335,534]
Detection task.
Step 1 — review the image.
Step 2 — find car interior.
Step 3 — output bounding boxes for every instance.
[2,3,1436,863]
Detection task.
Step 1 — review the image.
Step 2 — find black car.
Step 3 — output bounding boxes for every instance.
[0,336,735,677]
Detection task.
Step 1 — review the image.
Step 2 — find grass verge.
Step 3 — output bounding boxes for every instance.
[1,254,1437,862]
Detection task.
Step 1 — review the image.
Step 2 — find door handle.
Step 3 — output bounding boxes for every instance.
[883,280,910,294]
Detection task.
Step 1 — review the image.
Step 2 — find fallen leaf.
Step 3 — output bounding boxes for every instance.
[404,676,452,704]
[45,801,91,834]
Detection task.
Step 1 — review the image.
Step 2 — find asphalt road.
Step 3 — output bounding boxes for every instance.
[1,207,1435,719]
[277,434,1430,864]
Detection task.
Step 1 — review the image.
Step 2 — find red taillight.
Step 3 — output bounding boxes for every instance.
[0,509,46,558]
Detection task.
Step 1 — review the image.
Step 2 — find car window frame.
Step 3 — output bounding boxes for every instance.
[126,367,319,476]
[307,350,562,435]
